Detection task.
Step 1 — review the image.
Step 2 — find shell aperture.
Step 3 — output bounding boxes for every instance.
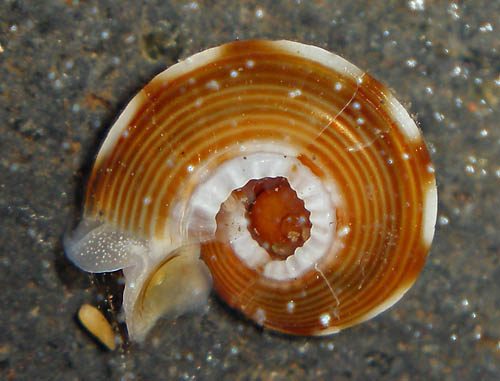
[65,40,437,342]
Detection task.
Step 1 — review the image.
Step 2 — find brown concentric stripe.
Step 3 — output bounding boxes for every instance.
[203,142,397,332]
[94,91,365,236]
[95,76,358,227]
[84,40,435,335]
[337,84,430,315]
[199,93,426,331]
[86,54,361,224]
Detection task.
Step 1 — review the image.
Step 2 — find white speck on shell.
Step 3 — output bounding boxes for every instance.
[206,80,220,91]
[254,308,266,325]
[320,313,331,327]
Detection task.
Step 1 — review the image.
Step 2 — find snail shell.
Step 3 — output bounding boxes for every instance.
[65,40,437,342]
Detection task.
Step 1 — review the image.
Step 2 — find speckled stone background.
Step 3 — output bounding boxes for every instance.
[1,0,499,380]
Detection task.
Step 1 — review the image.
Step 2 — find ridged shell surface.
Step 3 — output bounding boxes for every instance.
[67,40,437,339]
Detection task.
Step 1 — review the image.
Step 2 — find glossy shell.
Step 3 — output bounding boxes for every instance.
[65,40,437,341]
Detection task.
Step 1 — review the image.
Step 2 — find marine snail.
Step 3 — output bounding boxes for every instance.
[65,40,437,342]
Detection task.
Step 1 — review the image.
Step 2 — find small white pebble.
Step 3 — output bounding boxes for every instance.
[451,65,462,77]
[438,215,449,225]
[479,22,493,33]
[465,165,475,174]
[406,58,417,68]
[434,112,445,122]
[408,0,425,11]
[183,1,199,10]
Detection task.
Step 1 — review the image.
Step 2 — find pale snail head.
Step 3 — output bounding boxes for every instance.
[64,40,438,343]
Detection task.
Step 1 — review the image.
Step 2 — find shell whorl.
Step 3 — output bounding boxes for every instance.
[70,40,437,339]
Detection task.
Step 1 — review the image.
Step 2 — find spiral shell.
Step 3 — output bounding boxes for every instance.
[65,40,437,342]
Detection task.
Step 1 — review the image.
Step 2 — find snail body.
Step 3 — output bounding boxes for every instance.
[65,40,437,342]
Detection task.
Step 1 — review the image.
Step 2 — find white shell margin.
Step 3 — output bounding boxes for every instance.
[422,179,438,247]
[183,148,341,281]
